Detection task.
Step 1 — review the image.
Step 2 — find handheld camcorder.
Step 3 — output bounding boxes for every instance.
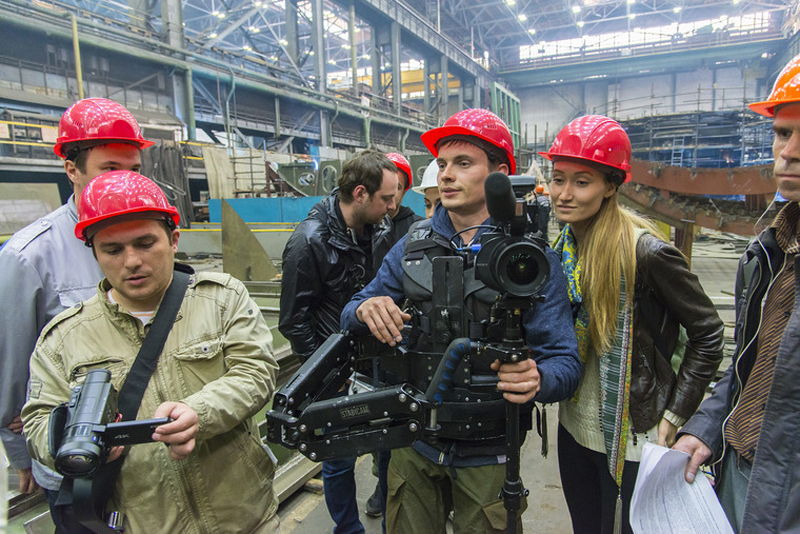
[48,369,170,478]
[475,173,549,298]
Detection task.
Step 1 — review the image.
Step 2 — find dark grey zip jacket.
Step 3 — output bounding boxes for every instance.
[680,225,800,532]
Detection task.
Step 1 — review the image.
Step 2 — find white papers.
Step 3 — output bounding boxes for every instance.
[630,442,733,534]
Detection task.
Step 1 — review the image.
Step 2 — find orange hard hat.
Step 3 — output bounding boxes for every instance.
[421,109,516,174]
[749,54,800,117]
[539,115,631,184]
[75,170,179,243]
[386,152,412,191]
[535,184,544,194]
[54,98,153,158]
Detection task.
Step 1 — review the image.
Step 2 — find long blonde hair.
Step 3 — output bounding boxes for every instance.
[579,186,659,353]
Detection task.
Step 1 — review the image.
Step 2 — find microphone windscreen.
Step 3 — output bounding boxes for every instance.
[484,172,516,224]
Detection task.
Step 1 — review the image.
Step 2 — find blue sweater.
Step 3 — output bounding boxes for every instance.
[341,204,582,404]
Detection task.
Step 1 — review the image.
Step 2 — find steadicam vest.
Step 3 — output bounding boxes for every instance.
[382,219,531,454]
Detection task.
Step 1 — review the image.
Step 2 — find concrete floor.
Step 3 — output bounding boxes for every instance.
[6,232,742,534]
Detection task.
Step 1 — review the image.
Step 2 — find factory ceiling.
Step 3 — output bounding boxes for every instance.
[38,0,799,84]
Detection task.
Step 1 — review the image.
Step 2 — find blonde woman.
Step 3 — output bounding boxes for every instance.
[542,115,724,533]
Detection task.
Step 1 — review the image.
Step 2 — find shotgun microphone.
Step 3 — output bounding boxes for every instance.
[484,172,517,224]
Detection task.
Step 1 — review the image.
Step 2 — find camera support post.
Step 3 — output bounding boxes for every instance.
[483,295,536,534]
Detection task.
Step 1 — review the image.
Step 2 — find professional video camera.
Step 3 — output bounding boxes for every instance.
[476,172,549,298]
[49,369,170,479]
[267,172,549,533]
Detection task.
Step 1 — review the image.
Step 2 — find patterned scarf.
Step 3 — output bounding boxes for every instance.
[554,224,634,490]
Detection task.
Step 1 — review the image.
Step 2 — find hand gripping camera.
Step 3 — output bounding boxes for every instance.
[49,369,170,478]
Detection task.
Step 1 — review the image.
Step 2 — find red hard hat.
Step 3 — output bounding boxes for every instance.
[54,98,154,158]
[539,115,632,184]
[75,170,180,242]
[749,54,800,117]
[421,109,516,174]
[386,152,412,191]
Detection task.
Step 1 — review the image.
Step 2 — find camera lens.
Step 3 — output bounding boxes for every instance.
[506,252,539,286]
[495,241,549,297]
[56,450,101,478]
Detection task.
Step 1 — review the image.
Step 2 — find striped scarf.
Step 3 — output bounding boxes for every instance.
[554,224,634,489]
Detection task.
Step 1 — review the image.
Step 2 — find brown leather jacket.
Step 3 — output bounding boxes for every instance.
[629,233,725,432]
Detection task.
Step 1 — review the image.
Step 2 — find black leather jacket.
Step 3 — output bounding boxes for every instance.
[279,191,380,361]
[629,233,725,432]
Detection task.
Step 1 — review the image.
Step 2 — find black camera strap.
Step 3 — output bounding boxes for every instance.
[116,267,191,420]
[65,266,191,533]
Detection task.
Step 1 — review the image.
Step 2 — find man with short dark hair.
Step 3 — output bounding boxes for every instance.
[0,98,150,523]
[341,109,581,533]
[675,53,800,532]
[22,171,280,533]
[279,148,398,533]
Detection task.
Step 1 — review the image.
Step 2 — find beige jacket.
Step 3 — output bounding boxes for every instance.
[23,270,279,533]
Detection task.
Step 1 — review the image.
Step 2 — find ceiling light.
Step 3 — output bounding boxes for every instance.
[627,0,635,4]
[528,28,536,34]
[328,59,336,64]
[518,13,527,21]
[309,50,315,55]
[212,10,219,15]
[280,39,287,45]
[673,6,681,12]
[243,45,252,51]
[354,27,361,32]
[342,43,351,49]
[505,0,515,5]
[254,1,262,5]
[628,13,636,19]
[217,12,225,19]
[572,5,580,13]
[209,33,217,38]
[577,20,584,27]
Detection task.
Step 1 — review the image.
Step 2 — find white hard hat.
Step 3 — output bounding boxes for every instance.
[412,160,439,194]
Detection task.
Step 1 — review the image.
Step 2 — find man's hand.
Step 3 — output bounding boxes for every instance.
[356,297,411,346]
[673,434,712,484]
[17,468,38,494]
[490,358,540,404]
[152,402,199,461]
[657,418,678,448]
[8,415,24,434]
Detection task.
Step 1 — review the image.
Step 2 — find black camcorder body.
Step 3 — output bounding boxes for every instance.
[48,368,170,479]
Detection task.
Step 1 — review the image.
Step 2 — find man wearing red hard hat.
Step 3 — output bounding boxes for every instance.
[675,53,800,532]
[0,98,151,528]
[22,171,280,533]
[340,109,581,533]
